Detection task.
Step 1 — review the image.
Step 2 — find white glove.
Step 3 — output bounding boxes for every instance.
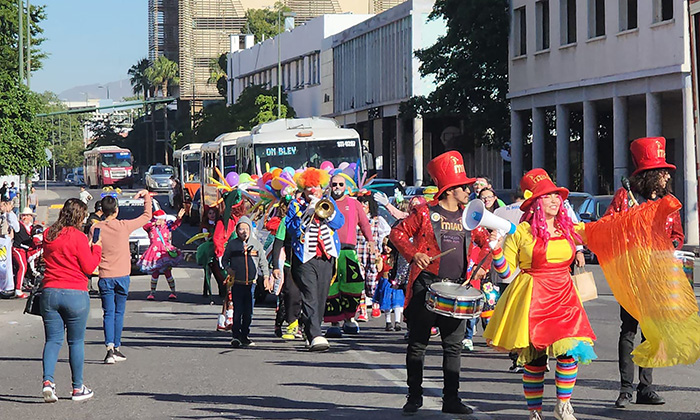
[373,192,389,206]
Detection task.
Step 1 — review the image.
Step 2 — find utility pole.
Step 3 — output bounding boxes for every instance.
[277,9,281,119]
[18,0,23,84]
[26,0,30,89]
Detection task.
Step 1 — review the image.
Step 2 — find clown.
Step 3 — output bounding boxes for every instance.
[137,208,186,300]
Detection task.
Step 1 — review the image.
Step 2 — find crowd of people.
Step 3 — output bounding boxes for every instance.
[10,135,697,418]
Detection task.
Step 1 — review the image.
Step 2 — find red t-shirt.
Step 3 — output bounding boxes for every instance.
[43,226,102,291]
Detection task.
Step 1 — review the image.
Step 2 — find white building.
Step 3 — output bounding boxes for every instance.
[508,0,698,244]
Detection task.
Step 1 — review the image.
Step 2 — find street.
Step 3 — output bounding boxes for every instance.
[0,185,699,420]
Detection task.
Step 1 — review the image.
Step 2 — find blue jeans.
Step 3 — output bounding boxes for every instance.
[231,282,256,340]
[41,288,90,389]
[465,318,477,340]
[99,275,130,348]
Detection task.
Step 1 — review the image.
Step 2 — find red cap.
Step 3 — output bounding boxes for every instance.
[153,209,167,219]
[427,151,476,199]
[630,137,676,176]
[520,168,569,211]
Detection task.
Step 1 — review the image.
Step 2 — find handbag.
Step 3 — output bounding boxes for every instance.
[24,284,43,316]
[156,227,178,258]
[572,267,598,302]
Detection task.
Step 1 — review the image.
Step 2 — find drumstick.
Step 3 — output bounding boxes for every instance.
[429,247,456,262]
[460,250,493,287]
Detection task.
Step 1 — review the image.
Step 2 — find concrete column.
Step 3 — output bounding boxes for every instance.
[510,109,524,188]
[373,118,383,175]
[613,96,629,190]
[583,100,598,194]
[413,117,424,186]
[532,107,546,169]
[396,117,406,183]
[555,104,570,188]
[646,92,662,137]
[682,75,699,245]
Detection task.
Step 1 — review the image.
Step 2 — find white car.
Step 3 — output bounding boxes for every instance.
[116,197,174,272]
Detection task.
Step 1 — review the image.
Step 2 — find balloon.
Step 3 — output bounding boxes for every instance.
[349,163,357,172]
[283,166,295,176]
[225,172,239,187]
[265,162,271,172]
[262,172,274,184]
[320,161,334,172]
[271,178,285,190]
[239,173,252,184]
[271,168,283,178]
[338,162,350,171]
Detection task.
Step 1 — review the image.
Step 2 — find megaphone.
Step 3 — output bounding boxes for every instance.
[462,199,517,235]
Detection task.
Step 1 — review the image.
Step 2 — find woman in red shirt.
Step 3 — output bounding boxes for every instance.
[40,198,102,403]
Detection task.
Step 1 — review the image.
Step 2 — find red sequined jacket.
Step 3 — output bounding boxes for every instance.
[604,188,684,248]
[389,203,472,308]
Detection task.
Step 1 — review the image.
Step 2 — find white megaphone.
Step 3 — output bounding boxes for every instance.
[462,199,517,248]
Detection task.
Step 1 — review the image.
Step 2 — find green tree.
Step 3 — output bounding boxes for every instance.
[207,53,228,98]
[145,56,179,97]
[404,0,510,148]
[128,58,152,99]
[244,2,290,43]
[86,115,127,149]
[0,0,47,77]
[251,94,290,126]
[54,138,84,169]
[0,72,48,175]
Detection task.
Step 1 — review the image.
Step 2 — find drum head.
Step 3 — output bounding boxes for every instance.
[429,282,482,299]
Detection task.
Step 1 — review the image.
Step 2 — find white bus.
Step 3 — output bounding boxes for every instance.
[234,117,363,175]
[200,131,249,214]
[172,143,202,214]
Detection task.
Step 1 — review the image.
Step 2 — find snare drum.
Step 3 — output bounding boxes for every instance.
[425,282,484,319]
[674,250,695,287]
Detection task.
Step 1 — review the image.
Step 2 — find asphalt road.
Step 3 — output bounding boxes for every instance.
[1,185,698,420]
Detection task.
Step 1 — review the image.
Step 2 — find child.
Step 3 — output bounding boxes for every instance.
[373,239,404,331]
[138,208,185,300]
[221,216,269,347]
[200,207,221,299]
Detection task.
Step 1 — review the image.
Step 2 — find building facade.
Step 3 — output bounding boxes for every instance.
[508,0,698,244]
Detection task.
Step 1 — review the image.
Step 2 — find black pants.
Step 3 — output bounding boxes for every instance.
[619,306,653,394]
[274,265,302,327]
[406,272,467,402]
[291,255,333,340]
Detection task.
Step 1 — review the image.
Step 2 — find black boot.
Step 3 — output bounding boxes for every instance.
[402,395,422,415]
[442,398,473,415]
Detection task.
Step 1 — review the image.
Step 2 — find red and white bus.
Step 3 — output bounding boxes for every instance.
[84,146,135,188]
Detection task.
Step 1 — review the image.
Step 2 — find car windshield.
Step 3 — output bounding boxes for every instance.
[378,204,396,226]
[101,152,132,167]
[254,139,361,170]
[568,195,589,214]
[150,166,174,175]
[366,181,405,197]
[596,197,613,217]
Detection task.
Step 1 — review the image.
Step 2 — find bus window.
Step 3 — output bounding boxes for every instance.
[101,152,132,167]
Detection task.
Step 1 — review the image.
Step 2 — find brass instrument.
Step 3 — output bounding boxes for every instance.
[315,197,334,219]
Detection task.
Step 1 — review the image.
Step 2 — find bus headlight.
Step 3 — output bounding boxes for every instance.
[103,170,109,177]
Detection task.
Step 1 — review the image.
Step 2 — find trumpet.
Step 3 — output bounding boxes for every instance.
[315,197,334,219]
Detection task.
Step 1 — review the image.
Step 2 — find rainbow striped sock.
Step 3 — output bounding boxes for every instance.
[555,356,578,402]
[492,247,511,279]
[523,364,546,411]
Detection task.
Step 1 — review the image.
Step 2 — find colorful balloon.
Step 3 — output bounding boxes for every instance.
[320,161,334,172]
[271,168,283,178]
[283,166,295,176]
[225,172,239,187]
[239,173,252,184]
[338,162,350,171]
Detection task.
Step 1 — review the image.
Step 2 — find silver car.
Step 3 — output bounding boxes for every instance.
[144,164,175,192]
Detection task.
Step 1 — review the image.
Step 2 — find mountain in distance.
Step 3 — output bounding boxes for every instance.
[57,79,135,102]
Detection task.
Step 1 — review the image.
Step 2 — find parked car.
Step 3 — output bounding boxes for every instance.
[578,194,614,263]
[366,178,405,198]
[144,164,175,192]
[117,197,169,273]
[567,192,593,220]
[64,173,75,185]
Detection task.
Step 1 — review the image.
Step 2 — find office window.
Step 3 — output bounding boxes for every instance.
[619,0,638,31]
[560,0,577,44]
[653,0,673,23]
[514,6,527,56]
[588,0,606,38]
[536,1,550,50]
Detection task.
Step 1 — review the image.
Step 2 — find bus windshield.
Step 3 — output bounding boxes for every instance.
[183,160,200,182]
[101,152,132,167]
[254,139,360,170]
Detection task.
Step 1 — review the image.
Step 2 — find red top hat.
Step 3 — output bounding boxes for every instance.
[427,151,476,200]
[520,168,569,211]
[630,137,676,177]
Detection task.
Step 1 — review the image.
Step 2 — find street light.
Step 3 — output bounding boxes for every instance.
[277,10,296,119]
[98,85,110,99]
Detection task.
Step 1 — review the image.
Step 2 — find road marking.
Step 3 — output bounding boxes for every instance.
[49,204,63,209]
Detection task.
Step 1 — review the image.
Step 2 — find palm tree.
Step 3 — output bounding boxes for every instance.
[145,56,180,97]
[128,58,152,99]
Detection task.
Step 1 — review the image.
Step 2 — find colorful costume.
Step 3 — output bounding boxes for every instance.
[138,210,183,299]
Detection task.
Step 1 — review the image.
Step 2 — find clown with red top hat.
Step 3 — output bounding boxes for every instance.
[137,207,187,300]
[604,137,683,408]
[390,150,477,415]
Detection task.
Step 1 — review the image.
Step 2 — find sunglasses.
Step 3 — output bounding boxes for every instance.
[332,182,345,187]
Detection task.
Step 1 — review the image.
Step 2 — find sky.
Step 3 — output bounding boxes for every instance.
[31,0,148,95]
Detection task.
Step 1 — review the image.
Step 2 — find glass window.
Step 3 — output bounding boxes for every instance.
[619,0,638,31]
[560,0,577,45]
[588,0,606,38]
[514,7,527,56]
[536,1,550,51]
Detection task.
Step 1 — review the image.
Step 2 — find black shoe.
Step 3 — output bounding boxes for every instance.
[385,322,393,331]
[394,322,402,331]
[636,390,665,405]
[230,338,242,348]
[274,326,283,337]
[240,337,255,347]
[402,395,423,415]
[442,399,473,415]
[112,348,127,362]
[104,349,115,364]
[615,392,633,408]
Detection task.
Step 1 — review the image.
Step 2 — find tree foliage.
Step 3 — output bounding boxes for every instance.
[145,56,179,97]
[0,72,48,175]
[244,2,289,43]
[0,0,47,76]
[38,91,85,170]
[207,53,228,98]
[404,0,510,148]
[128,58,152,99]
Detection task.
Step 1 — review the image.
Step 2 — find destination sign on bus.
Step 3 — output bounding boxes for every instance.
[337,140,356,148]
[264,146,298,157]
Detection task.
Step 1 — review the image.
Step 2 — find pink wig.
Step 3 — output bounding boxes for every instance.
[520,195,581,247]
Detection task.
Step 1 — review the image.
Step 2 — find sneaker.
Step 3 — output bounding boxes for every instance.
[282,320,299,340]
[342,319,360,334]
[309,336,330,352]
[385,322,393,331]
[356,312,368,322]
[462,338,474,351]
[371,307,381,318]
[553,400,576,420]
[636,390,665,405]
[529,410,544,420]
[274,325,283,337]
[15,291,28,299]
[442,399,473,415]
[168,293,177,300]
[146,293,155,300]
[103,349,115,364]
[508,363,524,374]
[240,337,256,347]
[325,326,343,338]
[614,392,633,408]
[71,385,93,401]
[230,338,242,348]
[394,322,402,332]
[42,380,58,403]
[216,314,227,331]
[402,395,423,415]
[112,348,126,362]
